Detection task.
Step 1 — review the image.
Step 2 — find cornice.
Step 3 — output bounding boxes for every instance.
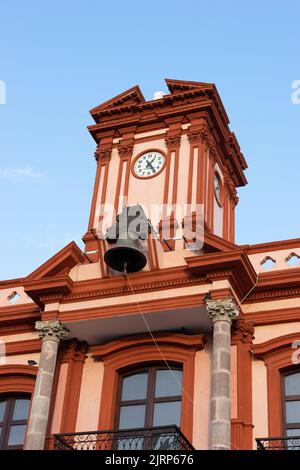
[247,286,300,302]
[88,86,247,187]
[42,293,207,323]
[24,275,74,308]
[185,249,257,299]
[41,273,207,305]
[246,237,300,255]
[0,277,24,288]
[0,322,36,336]
[246,268,300,302]
[5,338,41,356]
[0,304,40,325]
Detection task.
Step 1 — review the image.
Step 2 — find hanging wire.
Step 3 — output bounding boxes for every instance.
[123,264,243,450]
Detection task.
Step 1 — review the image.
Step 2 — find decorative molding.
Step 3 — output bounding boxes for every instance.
[59,338,89,361]
[248,288,300,302]
[252,332,300,437]
[244,306,300,326]
[0,365,37,395]
[185,249,257,300]
[0,304,40,326]
[246,237,300,255]
[57,338,88,433]
[187,125,209,144]
[5,338,41,356]
[165,133,181,149]
[224,175,239,206]
[42,273,207,305]
[0,277,24,288]
[94,144,112,162]
[253,332,300,359]
[232,316,255,343]
[42,293,207,323]
[91,332,206,358]
[0,322,36,336]
[88,80,247,187]
[117,141,134,158]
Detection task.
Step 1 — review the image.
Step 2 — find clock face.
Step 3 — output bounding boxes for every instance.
[214,173,222,205]
[133,151,165,178]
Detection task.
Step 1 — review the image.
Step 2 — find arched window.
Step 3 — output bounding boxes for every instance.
[283,371,300,437]
[0,396,31,449]
[116,365,183,431]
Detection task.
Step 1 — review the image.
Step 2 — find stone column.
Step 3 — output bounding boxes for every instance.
[24,319,69,450]
[206,298,239,450]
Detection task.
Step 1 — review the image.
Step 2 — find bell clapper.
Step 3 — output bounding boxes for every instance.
[123,262,128,277]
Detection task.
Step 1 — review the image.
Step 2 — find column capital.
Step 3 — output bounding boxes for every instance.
[206,297,239,324]
[35,319,69,343]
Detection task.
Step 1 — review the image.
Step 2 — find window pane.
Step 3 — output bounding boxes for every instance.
[0,400,7,421]
[155,370,182,397]
[121,373,148,401]
[285,373,300,396]
[287,429,300,437]
[13,399,30,421]
[285,401,300,423]
[8,424,27,446]
[153,401,181,427]
[119,405,146,430]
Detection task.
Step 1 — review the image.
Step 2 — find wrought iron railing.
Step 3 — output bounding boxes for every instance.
[256,436,300,450]
[53,426,194,451]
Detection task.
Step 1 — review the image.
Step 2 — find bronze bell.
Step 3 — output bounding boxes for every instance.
[104,230,147,273]
[104,205,148,273]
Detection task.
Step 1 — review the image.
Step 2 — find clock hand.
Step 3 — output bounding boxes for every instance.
[146,162,155,172]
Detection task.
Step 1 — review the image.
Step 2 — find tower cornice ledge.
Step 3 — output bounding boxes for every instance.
[185,249,257,301]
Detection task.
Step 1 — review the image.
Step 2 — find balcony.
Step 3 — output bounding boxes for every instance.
[53,426,194,451]
[256,436,300,450]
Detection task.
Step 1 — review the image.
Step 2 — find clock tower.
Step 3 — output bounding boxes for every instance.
[5,77,300,453]
[83,78,247,275]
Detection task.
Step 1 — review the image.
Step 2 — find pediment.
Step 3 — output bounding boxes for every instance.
[23,242,84,308]
[165,78,213,94]
[90,85,145,118]
[25,241,84,281]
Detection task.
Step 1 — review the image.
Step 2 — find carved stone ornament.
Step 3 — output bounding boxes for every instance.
[187,125,209,144]
[165,133,181,149]
[35,319,69,343]
[206,297,239,324]
[232,316,255,341]
[94,145,112,162]
[118,142,134,158]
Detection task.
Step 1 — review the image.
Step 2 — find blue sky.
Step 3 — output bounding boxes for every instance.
[0,0,300,279]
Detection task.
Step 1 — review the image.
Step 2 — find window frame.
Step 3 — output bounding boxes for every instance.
[0,395,30,450]
[93,333,206,443]
[115,364,183,430]
[282,370,300,437]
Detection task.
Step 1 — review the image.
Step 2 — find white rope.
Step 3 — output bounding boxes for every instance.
[123,267,242,450]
